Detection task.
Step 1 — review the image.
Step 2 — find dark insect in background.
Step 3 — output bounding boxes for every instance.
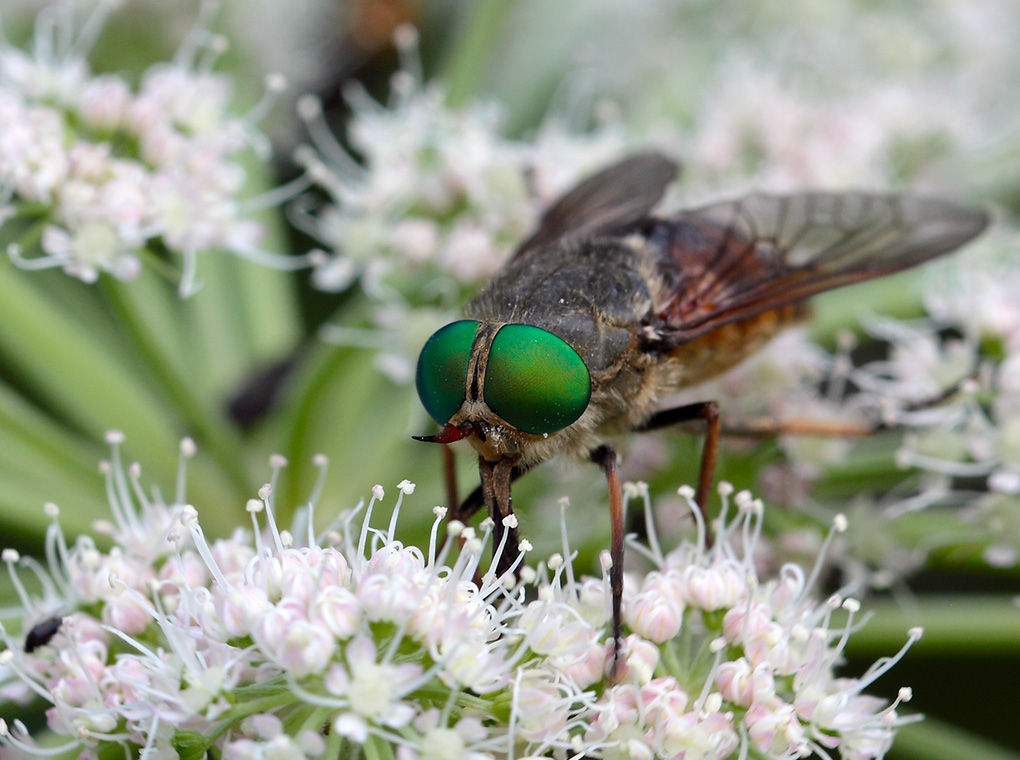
[24,615,63,653]
[414,153,989,666]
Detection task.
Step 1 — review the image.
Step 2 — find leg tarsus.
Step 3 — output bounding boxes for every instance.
[591,444,624,677]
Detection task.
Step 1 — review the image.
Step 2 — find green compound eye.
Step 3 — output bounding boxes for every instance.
[484,324,591,435]
[416,320,480,425]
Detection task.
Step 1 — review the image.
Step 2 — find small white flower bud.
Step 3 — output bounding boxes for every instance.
[265,73,287,92]
[703,692,723,713]
[297,96,321,120]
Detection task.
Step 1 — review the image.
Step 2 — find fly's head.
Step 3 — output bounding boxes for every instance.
[414,320,592,465]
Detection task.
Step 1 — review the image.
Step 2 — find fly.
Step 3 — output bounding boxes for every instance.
[413,152,989,670]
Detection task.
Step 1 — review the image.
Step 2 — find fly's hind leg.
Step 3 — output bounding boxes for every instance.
[636,401,721,514]
[720,418,873,438]
[637,396,947,518]
[636,402,880,514]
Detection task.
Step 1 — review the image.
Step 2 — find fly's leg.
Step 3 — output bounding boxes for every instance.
[590,444,624,677]
[636,402,870,518]
[637,401,721,513]
[448,464,529,525]
[442,458,530,581]
[478,457,522,580]
[637,391,957,516]
[721,418,873,437]
[719,371,975,440]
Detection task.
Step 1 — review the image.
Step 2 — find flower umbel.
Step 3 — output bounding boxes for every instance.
[0,1,316,295]
[0,437,920,760]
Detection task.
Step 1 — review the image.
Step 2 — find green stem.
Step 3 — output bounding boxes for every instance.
[842,595,1020,655]
[364,735,396,760]
[0,266,235,508]
[205,691,299,743]
[99,278,252,495]
[441,0,514,107]
[893,716,1020,760]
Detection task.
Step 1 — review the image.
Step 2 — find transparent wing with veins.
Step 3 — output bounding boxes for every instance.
[651,192,990,345]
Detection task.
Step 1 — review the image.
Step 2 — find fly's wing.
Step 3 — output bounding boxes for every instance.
[514,152,680,258]
[652,192,990,345]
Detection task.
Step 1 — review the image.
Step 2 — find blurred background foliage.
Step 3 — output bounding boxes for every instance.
[0,0,1018,756]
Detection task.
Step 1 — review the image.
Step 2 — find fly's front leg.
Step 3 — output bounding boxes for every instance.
[478,457,522,579]
[449,464,530,525]
[637,401,721,513]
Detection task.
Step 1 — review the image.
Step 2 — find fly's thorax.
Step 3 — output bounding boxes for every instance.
[464,237,653,370]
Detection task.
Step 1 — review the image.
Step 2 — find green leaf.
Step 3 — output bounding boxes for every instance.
[893,716,1020,760]
[843,595,1020,655]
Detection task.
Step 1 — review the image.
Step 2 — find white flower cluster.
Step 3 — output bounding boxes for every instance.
[0,436,919,760]
[848,238,1020,569]
[684,68,977,194]
[647,0,1014,198]
[299,26,635,383]
[0,1,315,295]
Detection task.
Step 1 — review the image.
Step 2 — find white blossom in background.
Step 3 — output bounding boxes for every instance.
[0,437,920,760]
[0,1,322,296]
[847,237,1020,568]
[542,0,1015,198]
[297,25,638,382]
